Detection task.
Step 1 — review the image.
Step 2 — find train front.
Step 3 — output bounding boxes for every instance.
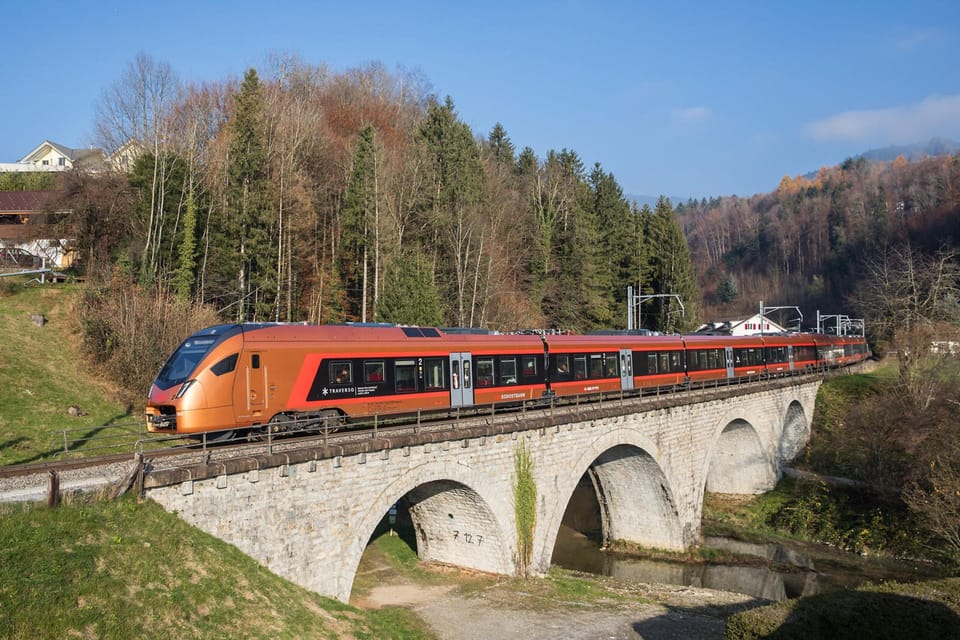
[146,324,244,436]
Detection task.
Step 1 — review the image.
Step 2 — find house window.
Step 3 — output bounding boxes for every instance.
[42,159,49,165]
[58,157,66,166]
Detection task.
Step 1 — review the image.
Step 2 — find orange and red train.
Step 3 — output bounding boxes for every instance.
[145,323,870,439]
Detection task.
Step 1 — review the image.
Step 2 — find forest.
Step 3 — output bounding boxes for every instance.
[681,151,960,344]
[42,53,698,341]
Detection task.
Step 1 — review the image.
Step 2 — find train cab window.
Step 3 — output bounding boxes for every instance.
[555,355,571,376]
[364,361,385,383]
[330,362,352,385]
[395,360,417,392]
[499,358,518,385]
[573,356,588,380]
[424,358,445,390]
[476,358,495,387]
[211,353,238,376]
[522,356,537,377]
[251,354,261,369]
[604,353,619,377]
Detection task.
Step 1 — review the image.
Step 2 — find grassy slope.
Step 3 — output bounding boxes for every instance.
[0,282,134,466]
[0,497,431,640]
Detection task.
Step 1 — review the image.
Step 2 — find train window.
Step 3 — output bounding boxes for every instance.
[211,353,238,376]
[736,348,762,367]
[364,361,385,383]
[522,355,537,377]
[395,360,416,392]
[589,354,604,378]
[604,353,619,377]
[573,356,587,380]
[697,351,708,371]
[252,354,261,369]
[709,349,720,369]
[500,358,518,385]
[462,360,472,388]
[670,351,683,372]
[647,353,658,374]
[658,353,670,374]
[330,362,352,385]
[476,358,495,387]
[555,355,571,376]
[424,358,445,390]
[452,361,461,389]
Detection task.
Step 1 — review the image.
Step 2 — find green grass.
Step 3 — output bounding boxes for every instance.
[0,281,135,466]
[0,496,432,640]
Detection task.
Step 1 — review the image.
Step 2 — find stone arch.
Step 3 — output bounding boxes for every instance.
[705,419,776,494]
[340,462,513,601]
[778,400,809,464]
[535,428,685,574]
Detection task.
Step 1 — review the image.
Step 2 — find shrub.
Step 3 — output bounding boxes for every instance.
[72,277,219,404]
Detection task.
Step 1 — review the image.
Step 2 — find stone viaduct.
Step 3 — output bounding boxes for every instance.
[144,377,820,602]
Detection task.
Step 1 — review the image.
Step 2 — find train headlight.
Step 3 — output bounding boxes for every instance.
[174,379,197,400]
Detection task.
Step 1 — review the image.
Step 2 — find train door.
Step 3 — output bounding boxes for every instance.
[449,352,474,407]
[619,349,634,390]
[787,345,795,371]
[245,352,266,417]
[725,346,734,378]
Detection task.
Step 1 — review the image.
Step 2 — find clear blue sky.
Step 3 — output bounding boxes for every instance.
[3,1,959,199]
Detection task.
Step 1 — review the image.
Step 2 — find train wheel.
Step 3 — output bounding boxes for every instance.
[315,410,342,434]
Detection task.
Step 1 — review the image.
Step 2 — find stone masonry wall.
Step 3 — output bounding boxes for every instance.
[147,380,820,602]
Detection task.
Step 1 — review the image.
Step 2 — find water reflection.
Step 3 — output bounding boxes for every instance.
[552,526,844,601]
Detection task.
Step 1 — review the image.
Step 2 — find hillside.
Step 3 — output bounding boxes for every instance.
[680,152,960,328]
[0,281,133,466]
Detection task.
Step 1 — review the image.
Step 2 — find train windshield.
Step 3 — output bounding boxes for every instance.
[154,325,242,390]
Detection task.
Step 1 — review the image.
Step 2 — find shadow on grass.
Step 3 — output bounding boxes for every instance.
[637,588,960,640]
[0,437,29,452]
[7,413,137,466]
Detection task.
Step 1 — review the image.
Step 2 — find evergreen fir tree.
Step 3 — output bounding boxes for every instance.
[339,124,378,321]
[644,196,700,333]
[377,248,443,326]
[213,68,276,322]
[416,97,485,325]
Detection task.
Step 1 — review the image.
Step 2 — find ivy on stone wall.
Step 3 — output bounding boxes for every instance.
[513,440,537,576]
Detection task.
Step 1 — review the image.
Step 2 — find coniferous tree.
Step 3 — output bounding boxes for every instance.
[210,68,276,321]
[417,97,486,325]
[377,248,443,326]
[486,123,516,174]
[644,196,700,333]
[339,124,379,321]
[589,164,635,325]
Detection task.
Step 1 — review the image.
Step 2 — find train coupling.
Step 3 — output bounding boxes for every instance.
[146,408,177,431]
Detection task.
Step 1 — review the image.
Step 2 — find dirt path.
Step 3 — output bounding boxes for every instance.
[356,571,757,640]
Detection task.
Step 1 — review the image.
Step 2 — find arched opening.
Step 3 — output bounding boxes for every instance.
[351,479,508,602]
[706,419,775,494]
[552,445,683,571]
[778,401,809,464]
